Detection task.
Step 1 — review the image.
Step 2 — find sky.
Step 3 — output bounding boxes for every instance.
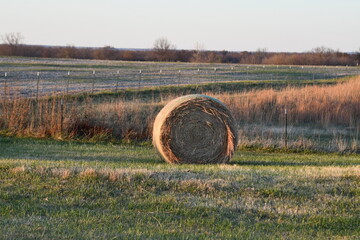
[1,0,360,52]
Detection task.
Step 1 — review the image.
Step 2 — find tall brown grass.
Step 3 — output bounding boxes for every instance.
[1,76,359,151]
[218,76,360,127]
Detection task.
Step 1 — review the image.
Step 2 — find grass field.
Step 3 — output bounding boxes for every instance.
[1,136,359,239]
[1,56,359,98]
[2,75,359,153]
[1,57,359,239]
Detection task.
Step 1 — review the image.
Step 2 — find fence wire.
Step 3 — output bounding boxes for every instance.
[1,58,359,98]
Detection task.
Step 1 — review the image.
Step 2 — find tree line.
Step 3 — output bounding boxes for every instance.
[1,34,359,66]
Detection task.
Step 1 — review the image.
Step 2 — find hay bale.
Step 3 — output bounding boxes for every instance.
[152,94,238,164]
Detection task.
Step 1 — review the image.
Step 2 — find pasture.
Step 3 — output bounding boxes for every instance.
[1,57,360,239]
[1,57,359,153]
[1,56,359,98]
[1,136,359,239]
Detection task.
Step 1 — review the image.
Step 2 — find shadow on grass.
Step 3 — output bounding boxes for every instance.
[0,154,162,164]
[1,136,359,167]
[231,159,359,167]
[0,135,162,164]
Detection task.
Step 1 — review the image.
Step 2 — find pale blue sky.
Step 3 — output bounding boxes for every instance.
[1,0,359,52]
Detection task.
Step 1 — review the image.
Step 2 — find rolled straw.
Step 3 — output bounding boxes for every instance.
[152,94,238,164]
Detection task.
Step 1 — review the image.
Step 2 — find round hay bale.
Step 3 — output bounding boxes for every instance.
[152,94,238,164]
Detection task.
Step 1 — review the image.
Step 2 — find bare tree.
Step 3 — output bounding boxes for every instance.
[311,46,335,54]
[191,42,205,62]
[356,48,360,66]
[153,37,175,61]
[1,32,24,55]
[2,32,23,45]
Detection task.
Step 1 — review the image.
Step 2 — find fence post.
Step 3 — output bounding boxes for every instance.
[247,66,249,80]
[178,70,181,86]
[115,70,120,92]
[284,108,288,149]
[60,98,64,137]
[92,70,95,94]
[214,67,217,83]
[356,123,359,152]
[197,68,200,84]
[138,70,142,89]
[231,66,234,82]
[36,72,40,101]
[3,72,8,122]
[66,71,70,95]
[159,69,163,85]
[4,72,7,98]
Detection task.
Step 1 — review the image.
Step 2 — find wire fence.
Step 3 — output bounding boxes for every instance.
[1,60,360,98]
[0,58,359,152]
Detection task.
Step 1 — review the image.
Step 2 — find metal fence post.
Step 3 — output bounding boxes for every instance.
[284,108,288,149]
[92,70,95,94]
[138,70,142,89]
[115,70,120,92]
[36,72,40,101]
[356,123,359,152]
[60,98,64,136]
[247,66,249,80]
[178,70,181,86]
[214,67,217,83]
[4,72,7,98]
[231,66,234,82]
[66,71,70,95]
[159,69,163,85]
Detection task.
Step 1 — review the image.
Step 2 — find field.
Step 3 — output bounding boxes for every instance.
[1,57,360,239]
[1,136,359,239]
[1,56,359,98]
[1,57,360,153]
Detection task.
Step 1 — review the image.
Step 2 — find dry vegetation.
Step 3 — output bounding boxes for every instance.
[1,76,359,152]
[220,76,360,126]
[1,40,360,65]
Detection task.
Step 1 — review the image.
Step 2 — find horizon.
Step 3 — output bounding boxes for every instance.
[5,43,359,54]
[1,0,360,52]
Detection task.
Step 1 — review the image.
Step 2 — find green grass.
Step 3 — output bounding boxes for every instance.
[1,136,359,239]
[59,77,346,104]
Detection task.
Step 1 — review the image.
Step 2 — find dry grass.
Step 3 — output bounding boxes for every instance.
[1,77,359,152]
[217,77,360,126]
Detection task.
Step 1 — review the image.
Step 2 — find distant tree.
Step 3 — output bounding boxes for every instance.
[206,52,221,63]
[191,42,206,62]
[254,48,268,64]
[174,50,192,62]
[310,46,352,65]
[356,48,360,66]
[1,32,23,45]
[153,37,176,61]
[1,32,24,55]
[94,46,118,60]
[122,50,136,61]
[311,46,334,54]
[59,45,78,59]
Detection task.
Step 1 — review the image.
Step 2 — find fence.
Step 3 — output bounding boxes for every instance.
[1,60,360,98]
[0,58,359,152]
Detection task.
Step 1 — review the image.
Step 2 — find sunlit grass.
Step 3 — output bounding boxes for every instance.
[1,136,359,239]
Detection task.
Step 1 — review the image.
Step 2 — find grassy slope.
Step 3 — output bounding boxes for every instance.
[69,77,345,103]
[0,136,359,239]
